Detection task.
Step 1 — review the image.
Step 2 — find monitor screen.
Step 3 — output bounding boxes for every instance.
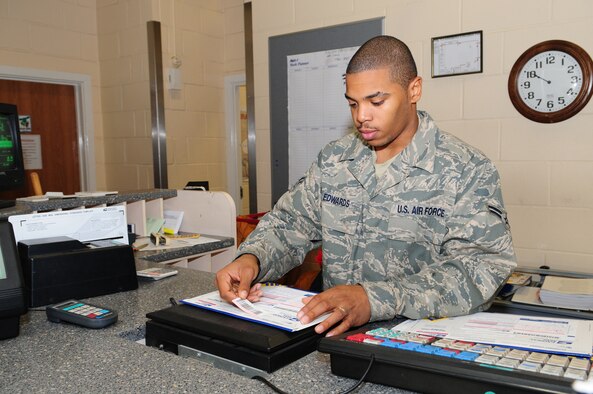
[0,103,25,190]
[0,114,19,173]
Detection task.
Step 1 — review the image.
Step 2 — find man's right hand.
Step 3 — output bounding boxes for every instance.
[215,254,262,303]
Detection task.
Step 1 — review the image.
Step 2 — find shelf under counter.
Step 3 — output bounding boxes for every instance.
[136,234,235,272]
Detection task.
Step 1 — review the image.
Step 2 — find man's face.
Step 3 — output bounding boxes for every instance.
[345,68,421,157]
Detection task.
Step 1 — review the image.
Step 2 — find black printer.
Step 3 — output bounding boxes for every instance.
[18,236,137,307]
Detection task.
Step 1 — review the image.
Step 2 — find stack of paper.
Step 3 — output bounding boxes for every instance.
[539,276,593,311]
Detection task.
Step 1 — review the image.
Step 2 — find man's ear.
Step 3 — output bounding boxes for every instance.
[408,76,422,104]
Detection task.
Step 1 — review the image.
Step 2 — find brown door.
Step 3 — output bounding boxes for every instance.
[0,80,80,198]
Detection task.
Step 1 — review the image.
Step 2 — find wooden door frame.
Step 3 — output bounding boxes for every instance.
[0,66,96,191]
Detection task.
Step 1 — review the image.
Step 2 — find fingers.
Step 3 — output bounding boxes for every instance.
[325,319,352,337]
[237,269,255,299]
[215,254,260,302]
[313,307,352,335]
[246,283,263,302]
[297,293,327,323]
[215,271,240,302]
[298,290,345,323]
[297,285,371,336]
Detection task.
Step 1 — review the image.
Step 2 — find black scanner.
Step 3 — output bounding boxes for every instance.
[18,237,138,307]
[145,304,321,373]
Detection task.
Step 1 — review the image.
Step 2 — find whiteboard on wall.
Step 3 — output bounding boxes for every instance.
[269,19,384,205]
[287,46,358,186]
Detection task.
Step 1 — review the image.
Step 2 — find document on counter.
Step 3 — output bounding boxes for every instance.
[394,312,593,357]
[181,285,329,332]
[8,206,129,245]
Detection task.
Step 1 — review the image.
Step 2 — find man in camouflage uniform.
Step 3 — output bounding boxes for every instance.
[216,35,516,337]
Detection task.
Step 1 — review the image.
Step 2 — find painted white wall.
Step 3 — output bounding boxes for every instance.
[97,0,245,191]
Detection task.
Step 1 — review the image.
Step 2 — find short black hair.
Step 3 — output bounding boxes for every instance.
[346,35,417,88]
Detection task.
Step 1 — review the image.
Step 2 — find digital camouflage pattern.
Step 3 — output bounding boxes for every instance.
[238,111,516,321]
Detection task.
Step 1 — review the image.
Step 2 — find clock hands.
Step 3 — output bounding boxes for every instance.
[509,40,593,123]
[533,73,551,84]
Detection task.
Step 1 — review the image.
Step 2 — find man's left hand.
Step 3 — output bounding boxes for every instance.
[297,284,371,337]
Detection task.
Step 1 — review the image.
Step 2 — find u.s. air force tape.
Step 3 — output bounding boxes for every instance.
[488,205,510,229]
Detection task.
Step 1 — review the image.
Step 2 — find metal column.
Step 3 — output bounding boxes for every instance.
[147,21,168,188]
[244,2,257,213]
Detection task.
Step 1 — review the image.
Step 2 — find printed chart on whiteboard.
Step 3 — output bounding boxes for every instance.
[287,46,358,187]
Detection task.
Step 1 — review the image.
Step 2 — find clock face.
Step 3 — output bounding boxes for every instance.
[516,50,583,112]
[508,40,593,123]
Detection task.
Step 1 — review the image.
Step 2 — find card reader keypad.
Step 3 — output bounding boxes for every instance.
[46,300,118,328]
[61,302,111,319]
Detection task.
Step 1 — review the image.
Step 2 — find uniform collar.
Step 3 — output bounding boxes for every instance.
[338,111,437,197]
[400,110,436,174]
[340,110,437,175]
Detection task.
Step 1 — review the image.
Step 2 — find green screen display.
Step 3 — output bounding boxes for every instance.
[0,114,17,172]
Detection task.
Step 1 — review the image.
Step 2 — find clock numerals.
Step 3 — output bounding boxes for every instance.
[517,50,583,112]
[534,55,556,68]
[509,40,593,123]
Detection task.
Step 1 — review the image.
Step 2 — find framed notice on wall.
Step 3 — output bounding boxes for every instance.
[432,30,483,78]
[20,134,42,170]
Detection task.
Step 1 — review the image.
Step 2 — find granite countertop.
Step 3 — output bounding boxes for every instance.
[0,189,177,219]
[0,257,409,394]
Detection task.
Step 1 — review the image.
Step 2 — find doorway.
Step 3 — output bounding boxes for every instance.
[0,80,80,198]
[238,85,249,215]
[225,74,250,215]
[0,66,96,198]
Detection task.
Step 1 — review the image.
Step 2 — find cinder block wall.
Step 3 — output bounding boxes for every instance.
[250,0,593,272]
[98,0,244,191]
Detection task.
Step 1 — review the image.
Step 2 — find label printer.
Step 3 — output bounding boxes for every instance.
[9,206,138,307]
[18,236,137,307]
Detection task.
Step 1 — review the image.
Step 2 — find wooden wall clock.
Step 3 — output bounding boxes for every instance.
[508,40,593,123]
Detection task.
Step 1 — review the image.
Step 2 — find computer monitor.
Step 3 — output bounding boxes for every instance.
[0,103,25,191]
[0,220,26,339]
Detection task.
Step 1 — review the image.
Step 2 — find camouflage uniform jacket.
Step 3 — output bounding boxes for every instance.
[238,111,516,321]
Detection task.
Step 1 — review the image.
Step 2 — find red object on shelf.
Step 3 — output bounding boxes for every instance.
[236,212,267,245]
